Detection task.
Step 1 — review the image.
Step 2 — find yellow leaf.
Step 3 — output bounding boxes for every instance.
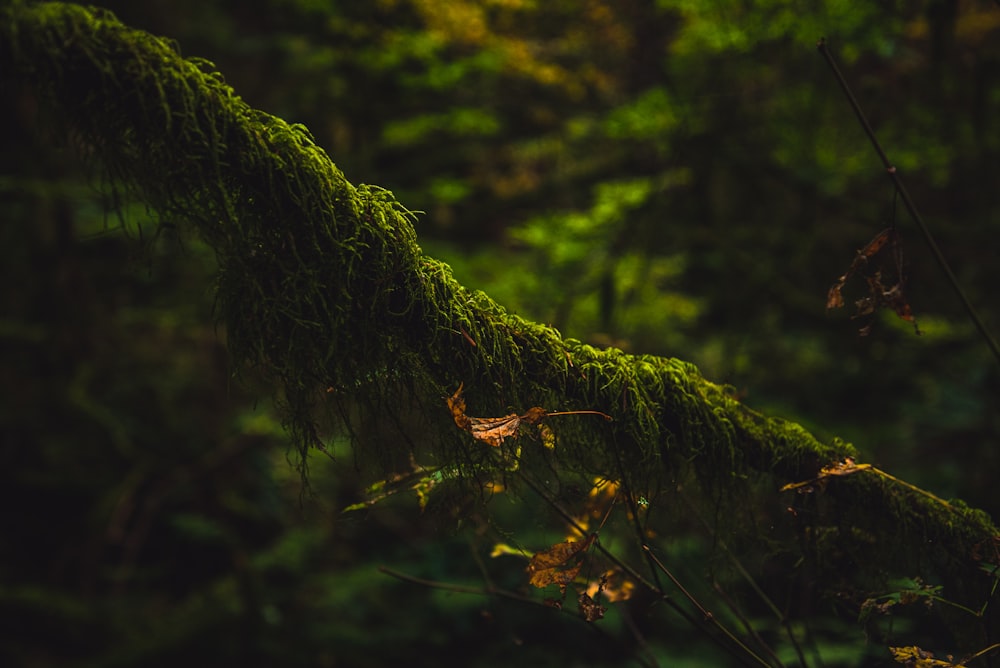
[529,561,582,589]
[490,543,525,558]
[781,457,871,493]
[526,534,596,588]
[889,646,959,667]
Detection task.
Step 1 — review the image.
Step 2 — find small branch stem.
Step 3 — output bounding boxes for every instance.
[643,546,776,668]
[518,473,660,594]
[378,565,658,668]
[521,473,768,667]
[544,410,613,420]
[677,487,805,666]
[964,642,1000,664]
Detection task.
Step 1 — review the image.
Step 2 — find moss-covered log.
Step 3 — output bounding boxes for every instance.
[2,0,996,603]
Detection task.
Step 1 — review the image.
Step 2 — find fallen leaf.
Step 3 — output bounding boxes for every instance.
[578,591,606,622]
[819,456,872,477]
[469,413,522,448]
[526,534,596,589]
[446,384,611,448]
[530,562,583,590]
[780,457,872,493]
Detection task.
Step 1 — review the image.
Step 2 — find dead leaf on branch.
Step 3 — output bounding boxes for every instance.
[827,227,893,310]
[524,534,615,622]
[445,383,472,432]
[524,534,601,617]
[493,507,629,622]
[780,456,872,494]
[526,533,597,588]
[587,568,634,604]
[446,383,611,448]
[578,591,606,622]
[469,412,523,448]
[827,227,920,336]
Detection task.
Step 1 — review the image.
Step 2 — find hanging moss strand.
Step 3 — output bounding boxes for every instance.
[2,2,996,595]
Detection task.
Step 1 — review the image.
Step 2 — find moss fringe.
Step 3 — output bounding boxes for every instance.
[2,1,995,591]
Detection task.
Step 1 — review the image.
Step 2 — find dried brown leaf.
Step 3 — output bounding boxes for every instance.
[469,413,522,448]
[446,384,611,448]
[857,227,893,260]
[528,535,594,572]
[780,457,871,492]
[578,592,607,622]
[827,278,846,309]
[819,456,872,477]
[526,534,596,589]
[529,561,583,589]
[826,228,920,335]
[447,383,471,431]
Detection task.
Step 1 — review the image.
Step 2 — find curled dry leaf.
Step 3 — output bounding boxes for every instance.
[469,413,523,448]
[588,568,634,603]
[781,457,872,493]
[446,383,611,448]
[446,382,472,432]
[827,227,919,336]
[578,591,607,622]
[532,562,583,590]
[526,534,597,589]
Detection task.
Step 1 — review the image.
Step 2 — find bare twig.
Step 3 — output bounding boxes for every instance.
[518,473,660,594]
[378,565,658,668]
[676,487,805,666]
[519,473,765,667]
[643,546,777,668]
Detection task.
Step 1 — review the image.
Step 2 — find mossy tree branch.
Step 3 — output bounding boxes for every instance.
[2,0,996,599]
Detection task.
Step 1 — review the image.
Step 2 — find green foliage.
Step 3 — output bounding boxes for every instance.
[382,107,501,147]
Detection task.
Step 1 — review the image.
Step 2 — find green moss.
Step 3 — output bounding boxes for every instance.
[2,1,996,597]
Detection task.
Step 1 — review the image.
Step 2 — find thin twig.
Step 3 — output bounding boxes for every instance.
[963,642,1000,664]
[380,565,527,600]
[675,487,804,667]
[711,581,786,668]
[520,473,766,667]
[643,546,776,668]
[545,410,613,419]
[817,38,1000,367]
[378,565,658,668]
[518,472,661,594]
[607,429,666,593]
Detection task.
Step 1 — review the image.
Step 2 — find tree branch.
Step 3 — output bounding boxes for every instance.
[2,1,995,602]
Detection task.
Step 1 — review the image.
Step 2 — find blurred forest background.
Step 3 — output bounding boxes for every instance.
[2,0,999,666]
